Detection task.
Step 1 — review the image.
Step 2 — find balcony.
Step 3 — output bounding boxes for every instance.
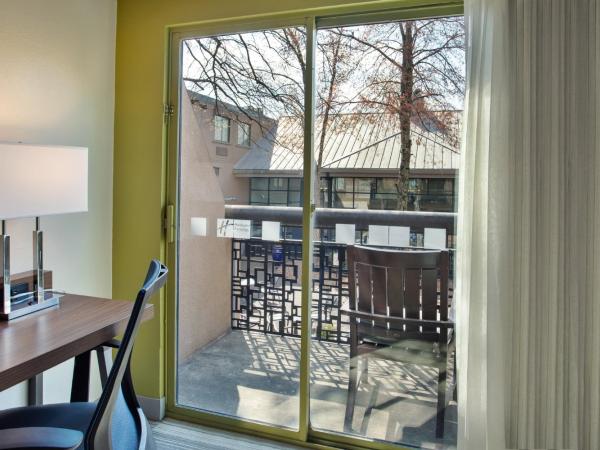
[177,206,457,449]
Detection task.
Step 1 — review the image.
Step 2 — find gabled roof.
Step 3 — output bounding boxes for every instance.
[233,112,461,176]
[187,90,272,122]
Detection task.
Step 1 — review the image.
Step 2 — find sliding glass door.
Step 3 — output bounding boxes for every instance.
[309,19,463,449]
[166,8,464,449]
[168,22,308,432]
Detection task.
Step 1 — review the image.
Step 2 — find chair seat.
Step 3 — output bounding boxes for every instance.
[0,427,83,450]
[0,392,140,450]
[0,402,95,449]
[357,322,454,346]
[357,340,447,367]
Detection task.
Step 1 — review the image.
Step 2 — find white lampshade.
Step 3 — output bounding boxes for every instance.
[0,143,88,220]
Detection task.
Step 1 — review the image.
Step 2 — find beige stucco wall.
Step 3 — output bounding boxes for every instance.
[0,0,116,407]
[178,89,232,361]
[189,97,274,205]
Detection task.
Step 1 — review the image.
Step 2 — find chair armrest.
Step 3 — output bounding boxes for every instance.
[341,308,455,329]
[0,427,83,450]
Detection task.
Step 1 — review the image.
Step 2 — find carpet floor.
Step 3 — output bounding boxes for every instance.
[151,418,305,450]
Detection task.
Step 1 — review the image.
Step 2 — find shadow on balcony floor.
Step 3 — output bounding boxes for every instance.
[177,329,457,449]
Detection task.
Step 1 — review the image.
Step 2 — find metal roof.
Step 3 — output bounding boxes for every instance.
[233,113,461,176]
[187,90,271,122]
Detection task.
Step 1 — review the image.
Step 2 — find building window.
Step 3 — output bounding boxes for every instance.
[249,176,454,212]
[237,123,251,147]
[327,176,455,212]
[249,178,268,205]
[214,116,230,143]
[213,167,220,176]
[332,177,355,209]
[287,178,303,207]
[407,178,454,212]
[250,177,303,206]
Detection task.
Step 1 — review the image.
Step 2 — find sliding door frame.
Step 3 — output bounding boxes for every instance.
[164,2,463,449]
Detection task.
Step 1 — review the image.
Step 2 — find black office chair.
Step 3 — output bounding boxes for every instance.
[0,260,168,450]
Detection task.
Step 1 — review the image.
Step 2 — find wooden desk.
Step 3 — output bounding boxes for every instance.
[0,294,153,399]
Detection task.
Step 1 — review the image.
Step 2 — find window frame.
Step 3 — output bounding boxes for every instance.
[249,177,304,207]
[237,122,251,147]
[327,176,456,211]
[165,3,464,449]
[214,115,231,143]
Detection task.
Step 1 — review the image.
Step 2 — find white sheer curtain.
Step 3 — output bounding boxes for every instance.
[457,1,600,449]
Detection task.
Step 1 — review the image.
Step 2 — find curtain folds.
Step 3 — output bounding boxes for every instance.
[458,1,600,449]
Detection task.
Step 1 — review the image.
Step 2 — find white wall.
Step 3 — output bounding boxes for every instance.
[0,0,116,406]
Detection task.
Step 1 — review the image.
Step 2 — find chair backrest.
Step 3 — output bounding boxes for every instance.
[85,260,168,450]
[347,245,449,333]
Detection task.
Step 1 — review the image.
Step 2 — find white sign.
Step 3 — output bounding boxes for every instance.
[233,220,251,239]
[424,228,447,249]
[216,219,252,239]
[190,217,207,237]
[389,226,410,247]
[335,223,356,245]
[216,218,235,238]
[262,221,281,241]
[368,225,389,246]
[367,225,410,247]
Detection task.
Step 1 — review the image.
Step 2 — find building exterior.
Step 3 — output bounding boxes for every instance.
[189,90,461,213]
[188,91,275,205]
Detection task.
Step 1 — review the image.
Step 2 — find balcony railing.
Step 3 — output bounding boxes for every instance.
[231,238,350,343]
[227,206,456,344]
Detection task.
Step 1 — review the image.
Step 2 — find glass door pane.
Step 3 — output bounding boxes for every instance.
[174,26,306,429]
[309,17,464,449]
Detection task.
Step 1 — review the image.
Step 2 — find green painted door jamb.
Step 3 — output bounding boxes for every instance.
[299,15,317,442]
[160,2,463,449]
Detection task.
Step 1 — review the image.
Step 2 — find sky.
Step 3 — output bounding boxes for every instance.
[182,17,465,120]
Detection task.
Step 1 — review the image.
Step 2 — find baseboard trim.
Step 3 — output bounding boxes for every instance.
[138,395,165,421]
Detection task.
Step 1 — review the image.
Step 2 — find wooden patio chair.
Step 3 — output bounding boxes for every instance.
[343,245,454,439]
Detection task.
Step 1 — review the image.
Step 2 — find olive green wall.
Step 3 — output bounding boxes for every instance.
[113,0,459,401]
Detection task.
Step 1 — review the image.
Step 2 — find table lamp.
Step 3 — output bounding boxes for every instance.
[0,142,88,320]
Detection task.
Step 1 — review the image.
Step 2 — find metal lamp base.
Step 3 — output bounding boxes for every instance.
[0,294,60,321]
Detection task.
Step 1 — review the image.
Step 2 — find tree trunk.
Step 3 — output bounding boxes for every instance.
[314,114,331,207]
[396,21,415,210]
[314,37,341,207]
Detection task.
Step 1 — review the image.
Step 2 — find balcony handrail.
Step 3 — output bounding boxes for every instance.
[225,205,456,233]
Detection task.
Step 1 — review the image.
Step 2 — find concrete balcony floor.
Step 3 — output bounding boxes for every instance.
[177,330,457,449]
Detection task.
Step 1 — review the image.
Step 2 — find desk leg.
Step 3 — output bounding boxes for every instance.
[27,374,43,406]
[70,351,91,402]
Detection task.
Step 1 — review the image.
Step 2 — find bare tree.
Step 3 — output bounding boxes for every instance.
[333,18,464,209]
[183,30,305,137]
[183,27,358,206]
[182,18,464,210]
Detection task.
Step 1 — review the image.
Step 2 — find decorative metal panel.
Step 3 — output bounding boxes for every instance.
[231,239,350,344]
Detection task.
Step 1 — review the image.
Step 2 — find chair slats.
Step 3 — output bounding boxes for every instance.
[356,263,371,313]
[403,268,421,332]
[421,268,438,320]
[371,266,388,317]
[346,245,450,336]
[387,268,404,317]
[421,268,439,333]
[438,252,449,322]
